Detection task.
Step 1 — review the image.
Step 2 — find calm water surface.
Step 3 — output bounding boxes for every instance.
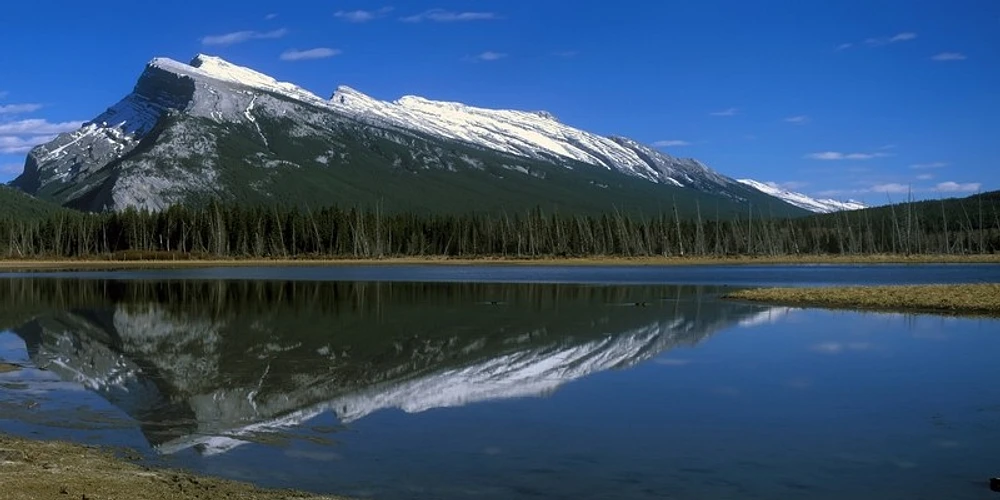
[0,265,998,500]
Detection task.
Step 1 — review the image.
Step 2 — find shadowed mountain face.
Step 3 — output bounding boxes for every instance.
[1,279,777,455]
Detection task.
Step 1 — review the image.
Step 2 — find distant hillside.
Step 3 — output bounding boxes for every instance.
[811,190,1000,231]
[0,186,65,218]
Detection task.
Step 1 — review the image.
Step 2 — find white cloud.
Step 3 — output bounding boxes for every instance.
[909,161,948,169]
[652,140,691,147]
[280,48,342,61]
[935,181,981,192]
[0,163,23,175]
[265,13,278,20]
[784,115,809,124]
[402,9,500,22]
[890,32,917,42]
[0,135,57,154]
[916,173,934,180]
[870,183,910,194]
[0,104,43,114]
[0,119,84,135]
[835,43,853,51]
[931,52,967,61]
[805,151,891,160]
[710,107,738,117]
[470,51,507,62]
[336,7,393,22]
[864,32,918,47]
[201,29,288,46]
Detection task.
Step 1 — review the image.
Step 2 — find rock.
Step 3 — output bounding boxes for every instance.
[990,477,1000,492]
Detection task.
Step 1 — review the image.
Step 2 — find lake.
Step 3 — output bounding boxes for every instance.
[1,265,999,499]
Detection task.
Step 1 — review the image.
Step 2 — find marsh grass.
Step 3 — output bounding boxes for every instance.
[0,434,345,500]
[727,284,1000,317]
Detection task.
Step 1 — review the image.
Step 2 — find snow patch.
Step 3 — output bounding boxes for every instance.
[738,179,867,213]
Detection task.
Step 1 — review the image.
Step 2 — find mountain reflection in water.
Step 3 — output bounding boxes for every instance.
[0,279,778,456]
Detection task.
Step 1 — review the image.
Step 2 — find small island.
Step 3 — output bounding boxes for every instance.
[726,283,1000,317]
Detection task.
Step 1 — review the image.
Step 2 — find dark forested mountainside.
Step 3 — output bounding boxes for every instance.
[0,186,65,219]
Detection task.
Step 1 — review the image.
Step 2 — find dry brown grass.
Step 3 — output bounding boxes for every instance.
[0,434,347,500]
[1,253,999,271]
[727,283,1000,317]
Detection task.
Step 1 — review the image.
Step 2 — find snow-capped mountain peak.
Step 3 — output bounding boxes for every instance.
[150,54,325,104]
[15,54,808,214]
[738,179,867,213]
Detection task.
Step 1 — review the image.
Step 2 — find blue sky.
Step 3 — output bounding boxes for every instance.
[1,0,997,203]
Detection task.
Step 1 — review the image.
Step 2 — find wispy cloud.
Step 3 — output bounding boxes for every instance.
[838,32,916,51]
[469,51,507,62]
[709,107,738,117]
[0,135,57,154]
[784,115,809,125]
[870,183,910,194]
[652,140,691,147]
[0,119,82,154]
[265,13,278,20]
[552,50,579,58]
[931,52,967,61]
[935,181,980,192]
[201,29,288,46]
[0,103,43,114]
[805,151,891,161]
[336,7,393,23]
[910,161,948,169]
[0,163,22,175]
[864,32,918,47]
[402,9,500,22]
[916,173,934,180]
[280,48,342,61]
[0,119,84,135]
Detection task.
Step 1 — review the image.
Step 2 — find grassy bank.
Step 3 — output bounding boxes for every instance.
[1,253,999,271]
[726,283,1000,317]
[0,434,345,500]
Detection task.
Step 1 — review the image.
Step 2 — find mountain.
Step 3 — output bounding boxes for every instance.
[11,54,808,217]
[737,179,867,213]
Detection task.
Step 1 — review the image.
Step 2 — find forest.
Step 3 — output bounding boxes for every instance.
[1,191,998,259]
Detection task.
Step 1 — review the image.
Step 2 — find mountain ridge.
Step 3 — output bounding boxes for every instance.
[12,54,810,217]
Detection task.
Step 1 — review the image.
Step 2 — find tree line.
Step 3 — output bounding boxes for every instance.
[1,199,998,259]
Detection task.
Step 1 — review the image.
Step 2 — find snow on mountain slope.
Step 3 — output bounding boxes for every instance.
[329,85,738,190]
[738,179,867,213]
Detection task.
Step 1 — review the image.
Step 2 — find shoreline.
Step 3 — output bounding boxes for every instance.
[0,433,346,500]
[725,283,1000,317]
[1,254,999,271]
